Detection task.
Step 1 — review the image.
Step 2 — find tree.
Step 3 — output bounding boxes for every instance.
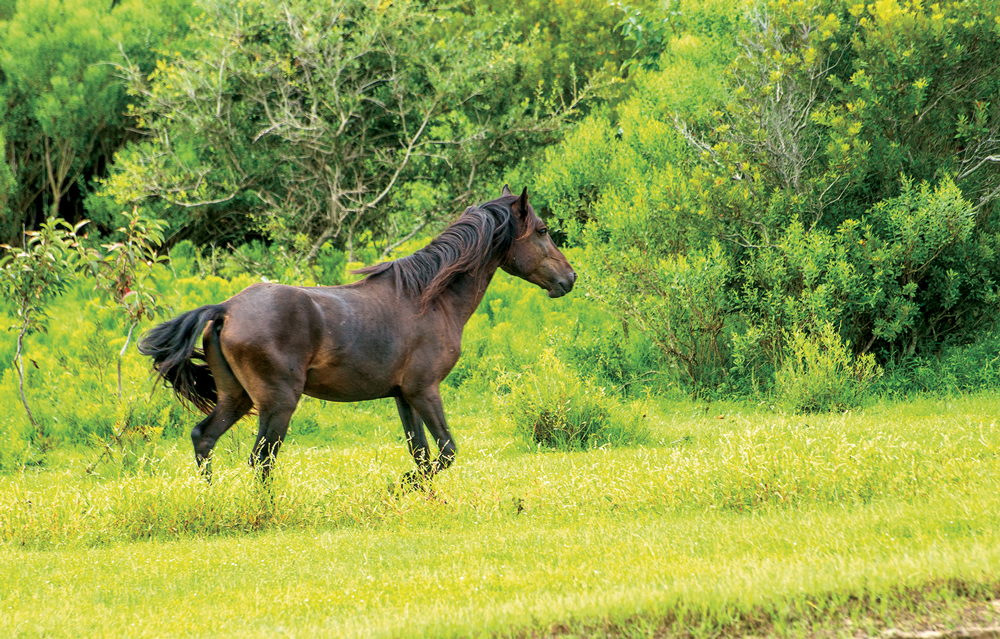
[103,0,617,258]
[83,208,166,399]
[0,0,193,242]
[0,218,86,440]
[0,128,15,240]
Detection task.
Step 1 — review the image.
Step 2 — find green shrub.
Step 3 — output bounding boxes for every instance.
[877,329,1000,396]
[559,315,668,397]
[581,241,733,393]
[504,349,648,450]
[536,0,1000,398]
[775,322,881,413]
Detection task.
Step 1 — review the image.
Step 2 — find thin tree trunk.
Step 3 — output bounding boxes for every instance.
[116,321,136,400]
[14,321,39,433]
[43,138,64,218]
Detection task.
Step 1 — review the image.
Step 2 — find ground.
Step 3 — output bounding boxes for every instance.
[1,392,998,637]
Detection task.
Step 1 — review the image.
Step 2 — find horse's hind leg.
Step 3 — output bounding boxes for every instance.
[395,397,432,487]
[192,392,253,481]
[223,354,304,483]
[250,397,299,483]
[192,319,253,480]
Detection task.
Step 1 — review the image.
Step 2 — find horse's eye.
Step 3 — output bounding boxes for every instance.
[538,228,548,236]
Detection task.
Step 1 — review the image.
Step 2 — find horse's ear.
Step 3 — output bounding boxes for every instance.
[515,187,529,218]
[501,184,513,197]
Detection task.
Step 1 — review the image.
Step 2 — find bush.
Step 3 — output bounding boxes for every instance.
[535,0,1000,398]
[588,241,733,392]
[102,0,631,254]
[877,329,1000,396]
[504,349,648,450]
[775,322,881,413]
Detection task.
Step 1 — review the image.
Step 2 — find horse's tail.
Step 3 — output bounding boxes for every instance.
[138,304,227,414]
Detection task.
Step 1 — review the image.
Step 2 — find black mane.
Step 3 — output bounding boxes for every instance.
[353,196,519,307]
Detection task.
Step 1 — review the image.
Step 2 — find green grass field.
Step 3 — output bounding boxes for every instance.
[2,392,999,637]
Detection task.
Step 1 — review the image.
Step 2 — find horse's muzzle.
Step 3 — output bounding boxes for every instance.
[547,271,577,298]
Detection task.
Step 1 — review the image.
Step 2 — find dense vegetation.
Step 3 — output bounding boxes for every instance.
[2,1,1000,635]
[530,0,1000,401]
[4,0,1000,450]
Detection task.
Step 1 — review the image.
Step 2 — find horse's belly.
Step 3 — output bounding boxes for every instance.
[303,366,397,402]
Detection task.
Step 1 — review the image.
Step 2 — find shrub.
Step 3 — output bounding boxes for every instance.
[0,218,87,445]
[877,329,1000,396]
[582,240,733,393]
[504,349,648,450]
[537,0,1000,398]
[775,322,881,413]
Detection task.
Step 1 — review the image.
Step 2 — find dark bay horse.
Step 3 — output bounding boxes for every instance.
[139,187,576,482]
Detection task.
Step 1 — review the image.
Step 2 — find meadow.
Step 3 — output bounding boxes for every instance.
[2,389,998,637]
[4,0,1000,636]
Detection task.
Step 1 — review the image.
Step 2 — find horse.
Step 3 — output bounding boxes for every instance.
[138,186,576,484]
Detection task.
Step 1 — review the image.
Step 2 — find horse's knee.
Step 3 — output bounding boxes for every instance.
[190,423,203,445]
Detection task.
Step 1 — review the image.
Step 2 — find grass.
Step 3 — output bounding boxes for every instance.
[1,391,999,637]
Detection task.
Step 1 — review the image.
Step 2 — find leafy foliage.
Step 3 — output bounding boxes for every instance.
[0,219,86,333]
[102,0,631,256]
[537,0,1000,398]
[0,218,87,442]
[86,208,167,326]
[84,208,167,399]
[0,0,193,240]
[774,321,881,413]
[504,349,648,450]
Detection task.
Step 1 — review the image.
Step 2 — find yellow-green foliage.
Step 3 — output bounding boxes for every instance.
[533,0,1000,397]
[776,322,882,413]
[503,348,648,449]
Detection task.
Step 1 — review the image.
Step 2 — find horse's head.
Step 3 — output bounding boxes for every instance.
[500,186,577,298]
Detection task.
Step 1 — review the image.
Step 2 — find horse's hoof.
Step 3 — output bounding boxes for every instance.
[389,470,430,494]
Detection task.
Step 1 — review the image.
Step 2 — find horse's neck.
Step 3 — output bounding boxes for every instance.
[437,262,500,326]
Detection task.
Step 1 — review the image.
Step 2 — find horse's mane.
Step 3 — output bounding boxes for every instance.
[353,195,520,308]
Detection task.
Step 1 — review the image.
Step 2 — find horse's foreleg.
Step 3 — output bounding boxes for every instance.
[405,387,456,476]
[396,396,432,474]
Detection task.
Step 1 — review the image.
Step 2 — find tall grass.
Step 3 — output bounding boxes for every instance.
[2,392,998,637]
[3,394,997,548]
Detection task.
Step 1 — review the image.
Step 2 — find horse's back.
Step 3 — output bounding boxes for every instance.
[217,281,413,402]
